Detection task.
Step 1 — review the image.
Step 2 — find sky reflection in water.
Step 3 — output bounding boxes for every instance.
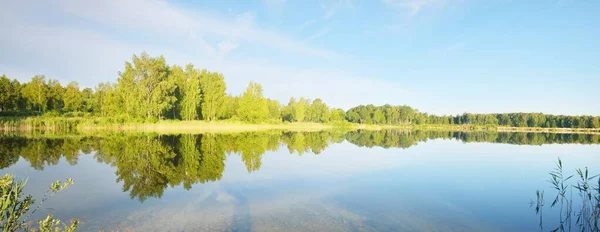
[0,130,599,231]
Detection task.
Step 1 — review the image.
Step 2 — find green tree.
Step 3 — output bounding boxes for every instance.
[117,52,175,119]
[21,75,48,112]
[282,97,297,122]
[46,79,64,112]
[308,98,330,123]
[200,71,226,121]
[267,99,281,121]
[220,95,239,119]
[63,82,82,112]
[172,64,202,121]
[373,109,385,124]
[80,88,94,113]
[330,108,346,121]
[294,98,310,122]
[0,75,21,112]
[237,82,269,123]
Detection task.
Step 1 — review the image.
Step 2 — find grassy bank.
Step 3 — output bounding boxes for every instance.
[1,116,599,134]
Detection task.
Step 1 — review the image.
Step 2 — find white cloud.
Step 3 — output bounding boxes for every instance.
[217,41,239,59]
[0,0,423,110]
[308,27,331,40]
[297,19,317,32]
[382,0,452,16]
[55,0,334,59]
[207,59,421,110]
[262,0,287,15]
[318,0,356,19]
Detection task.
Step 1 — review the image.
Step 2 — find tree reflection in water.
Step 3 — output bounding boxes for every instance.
[1,130,598,202]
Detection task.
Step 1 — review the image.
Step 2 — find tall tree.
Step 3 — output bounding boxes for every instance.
[81,88,94,113]
[0,75,20,112]
[236,82,269,123]
[308,98,330,123]
[21,75,48,112]
[331,108,346,121]
[282,97,297,122]
[373,109,385,124]
[63,81,82,112]
[200,71,226,121]
[117,52,175,119]
[181,64,202,120]
[294,98,310,122]
[46,79,64,112]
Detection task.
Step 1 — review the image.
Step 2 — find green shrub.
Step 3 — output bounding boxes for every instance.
[0,174,78,232]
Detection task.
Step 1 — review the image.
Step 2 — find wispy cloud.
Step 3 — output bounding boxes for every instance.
[217,41,239,59]
[318,0,356,19]
[297,19,317,32]
[0,0,423,110]
[55,0,334,58]
[262,0,287,14]
[308,27,331,40]
[381,0,453,16]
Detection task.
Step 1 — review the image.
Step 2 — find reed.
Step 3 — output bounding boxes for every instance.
[532,158,600,232]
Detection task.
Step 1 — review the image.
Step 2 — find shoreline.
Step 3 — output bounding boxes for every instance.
[1,119,599,134]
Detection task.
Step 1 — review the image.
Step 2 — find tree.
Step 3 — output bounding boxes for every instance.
[308,98,330,123]
[81,88,94,113]
[94,82,120,117]
[267,99,281,121]
[21,75,48,112]
[117,52,175,119]
[173,64,202,121]
[63,82,82,112]
[331,108,346,121]
[373,109,385,124]
[236,82,269,123]
[200,71,226,121]
[0,75,21,112]
[46,79,64,112]
[220,95,239,119]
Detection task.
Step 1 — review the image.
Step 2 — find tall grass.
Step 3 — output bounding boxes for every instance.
[532,158,600,232]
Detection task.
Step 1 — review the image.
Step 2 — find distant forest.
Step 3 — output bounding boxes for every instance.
[1,52,599,129]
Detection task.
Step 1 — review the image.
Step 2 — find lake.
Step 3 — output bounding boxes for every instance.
[1,130,599,231]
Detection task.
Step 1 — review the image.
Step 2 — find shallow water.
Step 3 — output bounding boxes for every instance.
[1,130,599,231]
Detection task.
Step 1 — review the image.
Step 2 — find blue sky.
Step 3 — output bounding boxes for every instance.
[0,0,598,115]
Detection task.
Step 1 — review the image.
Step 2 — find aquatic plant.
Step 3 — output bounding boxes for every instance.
[532,158,600,232]
[0,174,78,232]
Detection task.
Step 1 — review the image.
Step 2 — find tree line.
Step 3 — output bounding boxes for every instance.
[345,105,600,129]
[1,52,598,128]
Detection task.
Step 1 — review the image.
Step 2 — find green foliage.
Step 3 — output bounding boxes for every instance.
[2,53,600,129]
[237,82,270,123]
[176,64,202,121]
[117,52,176,119]
[330,108,346,122]
[63,82,82,112]
[0,174,77,232]
[45,79,64,112]
[21,75,48,112]
[200,71,226,121]
[36,214,79,232]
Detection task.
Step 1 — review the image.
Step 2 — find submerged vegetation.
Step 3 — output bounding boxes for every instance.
[532,158,600,232]
[0,175,77,232]
[1,52,599,131]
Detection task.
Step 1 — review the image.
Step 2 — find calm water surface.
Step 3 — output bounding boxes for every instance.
[1,130,599,231]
